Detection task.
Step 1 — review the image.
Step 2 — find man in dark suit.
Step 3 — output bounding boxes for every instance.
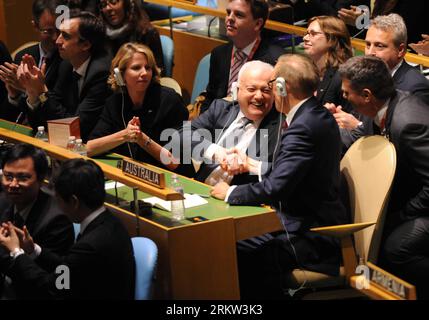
[338,55,429,300]
[212,54,347,299]
[0,0,63,123]
[326,13,429,149]
[18,10,111,141]
[0,143,74,298]
[200,0,284,113]
[0,158,135,299]
[179,60,280,186]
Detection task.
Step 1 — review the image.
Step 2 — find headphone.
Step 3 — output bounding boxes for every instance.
[275,77,287,97]
[231,81,238,101]
[114,67,125,87]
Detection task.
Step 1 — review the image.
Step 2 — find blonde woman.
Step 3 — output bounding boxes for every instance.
[87,43,188,169]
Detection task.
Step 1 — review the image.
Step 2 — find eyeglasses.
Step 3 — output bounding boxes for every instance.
[99,0,120,9]
[305,30,325,38]
[2,173,33,184]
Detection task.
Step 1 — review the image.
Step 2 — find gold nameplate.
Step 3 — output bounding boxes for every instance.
[122,158,165,189]
[367,262,416,300]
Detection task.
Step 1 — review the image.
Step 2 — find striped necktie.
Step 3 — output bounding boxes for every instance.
[228,50,247,95]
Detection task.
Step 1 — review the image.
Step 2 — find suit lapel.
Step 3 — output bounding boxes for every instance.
[25,190,49,235]
[392,61,408,86]
[221,43,234,95]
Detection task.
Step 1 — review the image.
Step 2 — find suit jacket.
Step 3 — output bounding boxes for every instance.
[393,61,429,106]
[24,52,112,141]
[201,38,285,113]
[0,41,12,107]
[0,187,74,296]
[187,98,281,185]
[351,90,429,237]
[228,97,347,275]
[317,67,352,112]
[6,210,135,300]
[0,44,63,123]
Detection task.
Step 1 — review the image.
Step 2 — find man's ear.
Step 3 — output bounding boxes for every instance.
[254,18,264,32]
[70,195,80,210]
[398,42,406,58]
[362,88,372,102]
[32,20,38,30]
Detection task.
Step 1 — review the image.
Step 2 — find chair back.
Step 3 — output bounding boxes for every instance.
[132,237,158,300]
[160,77,182,96]
[11,41,39,61]
[340,135,396,263]
[160,35,174,77]
[191,53,211,103]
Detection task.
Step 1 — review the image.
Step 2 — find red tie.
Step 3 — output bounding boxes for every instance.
[282,120,288,132]
[228,50,247,95]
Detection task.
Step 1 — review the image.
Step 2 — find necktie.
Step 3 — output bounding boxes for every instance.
[76,233,82,242]
[228,50,247,95]
[72,71,81,106]
[197,117,252,183]
[282,119,289,133]
[13,212,25,229]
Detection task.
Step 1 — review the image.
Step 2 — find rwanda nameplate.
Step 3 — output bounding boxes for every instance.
[122,158,165,188]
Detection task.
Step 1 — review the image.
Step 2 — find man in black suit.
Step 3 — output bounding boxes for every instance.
[212,54,347,299]
[0,143,74,298]
[0,158,135,299]
[328,14,429,138]
[18,10,111,141]
[0,0,63,123]
[200,0,284,113]
[179,60,280,186]
[338,55,429,300]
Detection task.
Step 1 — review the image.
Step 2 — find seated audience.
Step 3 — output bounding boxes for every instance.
[178,60,280,186]
[338,55,429,300]
[0,158,135,299]
[0,0,64,123]
[201,0,284,113]
[211,54,347,299]
[98,0,164,72]
[87,43,188,169]
[0,143,74,299]
[17,10,111,141]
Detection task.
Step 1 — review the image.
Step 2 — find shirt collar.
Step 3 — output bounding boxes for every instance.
[73,57,91,79]
[80,206,105,235]
[390,60,403,77]
[234,38,258,57]
[374,98,390,127]
[286,97,311,126]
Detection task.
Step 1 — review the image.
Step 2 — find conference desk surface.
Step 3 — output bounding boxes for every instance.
[0,120,282,299]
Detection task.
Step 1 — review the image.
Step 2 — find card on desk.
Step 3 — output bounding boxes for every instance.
[143,193,208,212]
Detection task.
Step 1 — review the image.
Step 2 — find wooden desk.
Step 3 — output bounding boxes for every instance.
[0,121,283,299]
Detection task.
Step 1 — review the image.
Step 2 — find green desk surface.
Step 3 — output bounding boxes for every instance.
[0,119,33,136]
[97,154,272,228]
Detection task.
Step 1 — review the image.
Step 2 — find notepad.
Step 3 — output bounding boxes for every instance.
[143,193,208,212]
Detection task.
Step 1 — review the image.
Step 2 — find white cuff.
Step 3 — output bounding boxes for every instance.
[204,144,222,164]
[29,244,42,259]
[9,248,25,259]
[225,185,237,202]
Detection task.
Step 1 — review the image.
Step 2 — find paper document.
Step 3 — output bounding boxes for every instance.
[144,193,208,212]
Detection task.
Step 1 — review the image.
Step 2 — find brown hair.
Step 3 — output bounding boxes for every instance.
[108,42,160,92]
[308,16,353,72]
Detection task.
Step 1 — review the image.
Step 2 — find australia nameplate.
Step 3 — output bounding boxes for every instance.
[122,158,165,189]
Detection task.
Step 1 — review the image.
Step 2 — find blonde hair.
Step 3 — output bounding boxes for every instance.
[108,42,161,92]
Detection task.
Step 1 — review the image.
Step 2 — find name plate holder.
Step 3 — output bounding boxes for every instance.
[121,158,166,189]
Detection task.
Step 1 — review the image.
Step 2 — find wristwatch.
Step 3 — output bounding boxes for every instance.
[357,121,364,129]
[38,91,48,104]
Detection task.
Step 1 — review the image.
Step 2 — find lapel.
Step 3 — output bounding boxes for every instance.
[384,90,400,140]
[25,190,49,235]
[78,210,108,240]
[250,107,282,158]
[221,43,234,94]
[392,61,408,87]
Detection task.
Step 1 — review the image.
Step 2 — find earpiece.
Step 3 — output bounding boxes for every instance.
[114,67,125,87]
[231,81,238,101]
[276,77,287,97]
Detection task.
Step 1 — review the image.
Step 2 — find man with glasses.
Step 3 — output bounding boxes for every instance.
[0,143,74,299]
[17,10,111,141]
[0,0,64,123]
[199,0,285,113]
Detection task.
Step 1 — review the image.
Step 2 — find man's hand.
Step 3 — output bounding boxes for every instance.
[409,34,429,56]
[338,5,366,27]
[13,225,35,254]
[18,54,47,103]
[210,181,230,200]
[0,222,21,253]
[222,148,249,175]
[332,106,360,130]
[324,102,338,114]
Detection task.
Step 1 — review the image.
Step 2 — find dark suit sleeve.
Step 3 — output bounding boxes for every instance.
[228,122,315,205]
[400,123,429,218]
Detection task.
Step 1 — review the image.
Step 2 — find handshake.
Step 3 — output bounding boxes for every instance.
[213,147,260,177]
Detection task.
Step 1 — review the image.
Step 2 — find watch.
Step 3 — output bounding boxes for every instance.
[38,92,48,104]
[357,121,364,129]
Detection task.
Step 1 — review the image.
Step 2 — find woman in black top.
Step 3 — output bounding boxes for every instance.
[87,43,188,168]
[98,0,165,73]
